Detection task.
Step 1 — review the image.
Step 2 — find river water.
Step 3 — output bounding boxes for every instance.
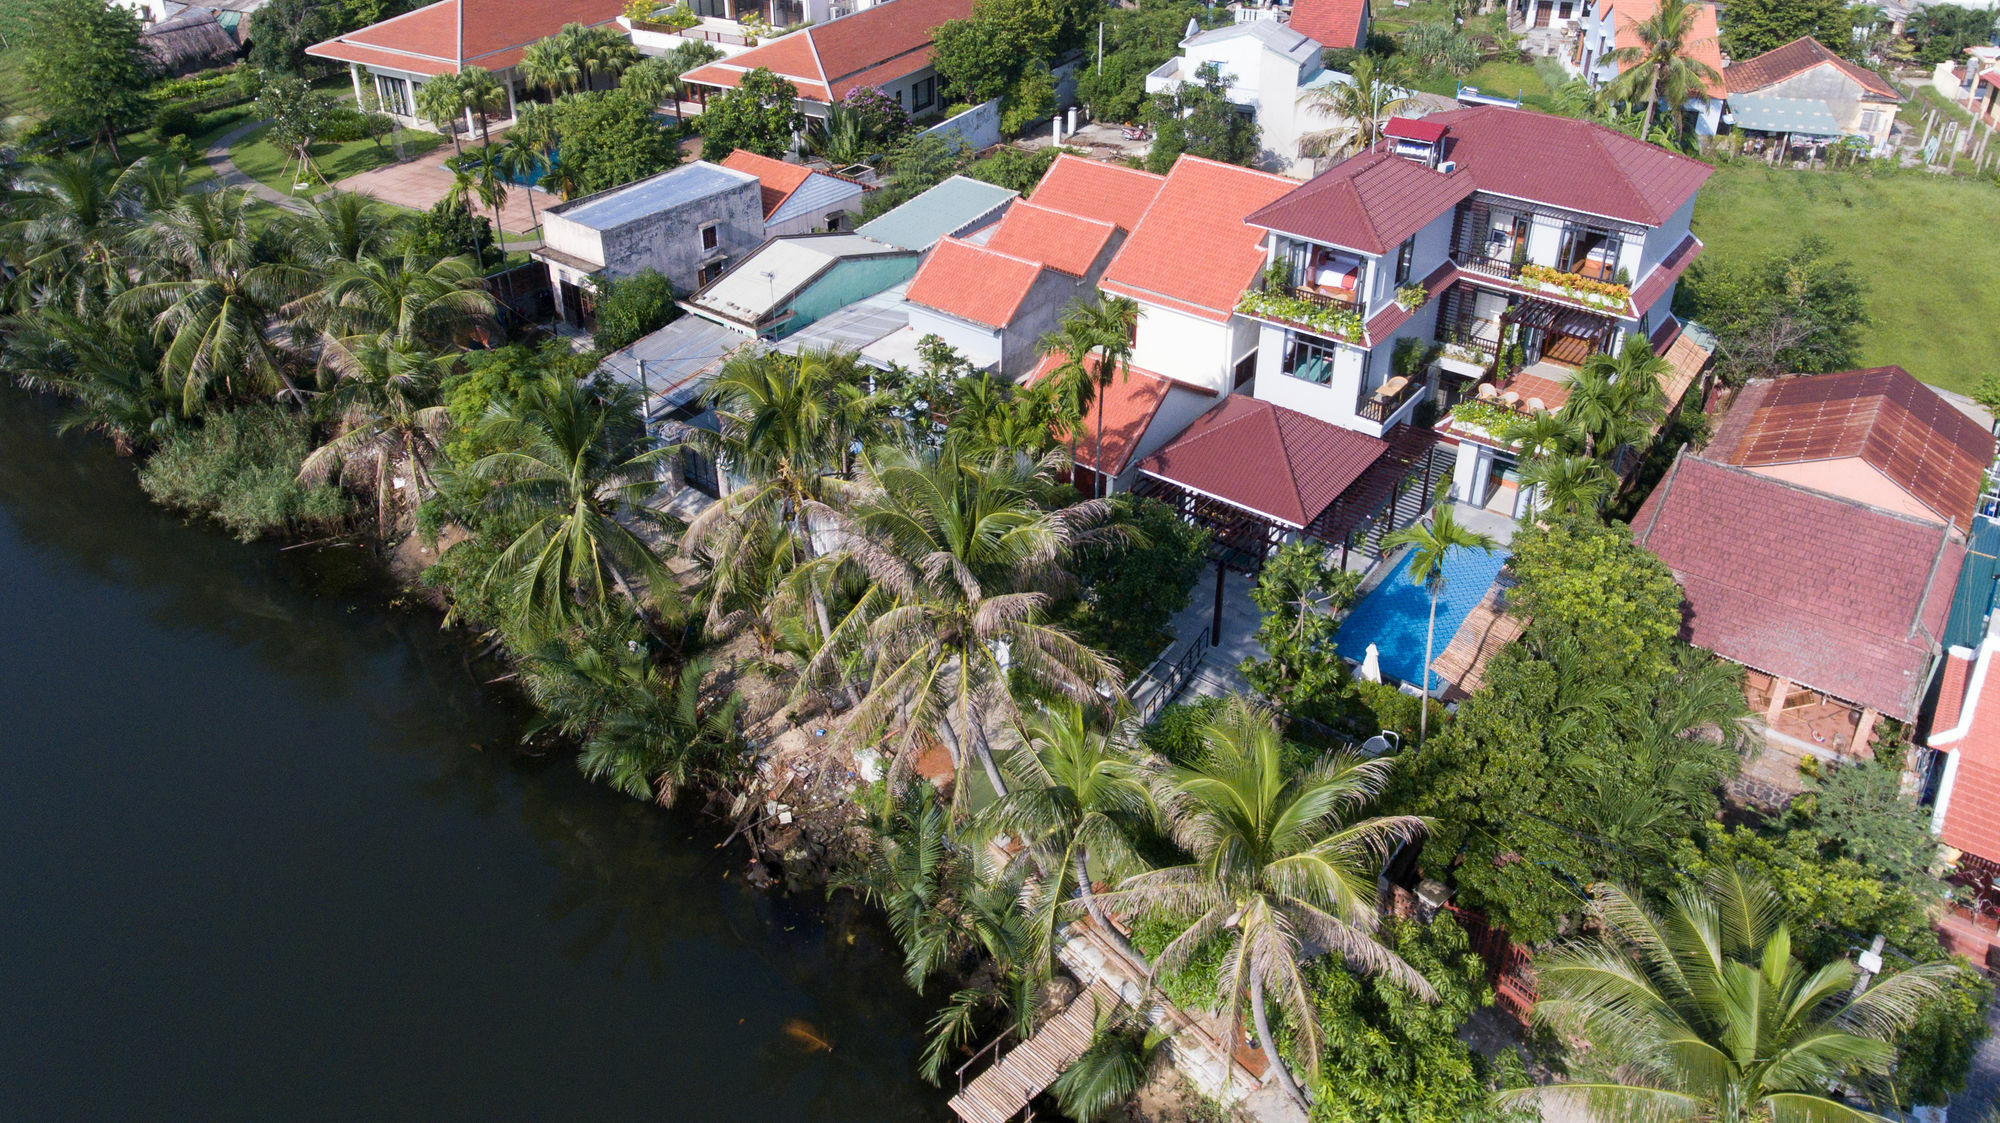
[0,391,944,1121]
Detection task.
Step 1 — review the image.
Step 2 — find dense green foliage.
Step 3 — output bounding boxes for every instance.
[1718,0,1854,59]
[139,405,349,540]
[16,0,151,156]
[1678,233,1869,384]
[548,90,682,196]
[1073,0,1226,123]
[590,269,677,353]
[697,68,804,162]
[1058,494,1208,674]
[245,0,339,75]
[1143,63,1260,173]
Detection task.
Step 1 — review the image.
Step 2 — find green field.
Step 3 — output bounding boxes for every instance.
[1690,161,2000,394]
[228,124,445,198]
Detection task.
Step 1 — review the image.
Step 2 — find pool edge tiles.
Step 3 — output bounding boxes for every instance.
[1332,547,1510,694]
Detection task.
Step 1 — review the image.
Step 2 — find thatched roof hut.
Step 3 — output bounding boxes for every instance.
[142,7,239,77]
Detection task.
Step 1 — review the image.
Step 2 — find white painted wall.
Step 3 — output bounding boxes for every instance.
[1131,304,1238,394]
[907,304,1003,370]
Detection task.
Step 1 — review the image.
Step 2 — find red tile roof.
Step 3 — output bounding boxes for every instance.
[680,0,973,103]
[1384,116,1446,143]
[1707,368,1995,528]
[720,150,815,218]
[1606,0,1727,98]
[307,0,623,75]
[1404,105,1714,226]
[982,202,1117,278]
[904,237,1043,329]
[1725,35,1901,100]
[1100,156,1299,322]
[1136,394,1389,526]
[1362,261,1457,341]
[1245,149,1474,255]
[1632,453,1963,720]
[1288,0,1368,49]
[1023,154,1164,233]
[1026,354,1202,475]
[1932,643,2000,863]
[1629,232,1701,311]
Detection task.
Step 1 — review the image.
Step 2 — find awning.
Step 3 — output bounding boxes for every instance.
[1727,92,1842,137]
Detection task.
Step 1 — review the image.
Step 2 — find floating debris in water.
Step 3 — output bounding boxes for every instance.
[782,1019,832,1052]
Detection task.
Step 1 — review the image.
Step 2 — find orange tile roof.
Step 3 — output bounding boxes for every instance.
[1025,154,1165,233]
[981,202,1117,278]
[1931,642,2000,864]
[307,0,623,75]
[1606,0,1727,98]
[1026,354,1187,475]
[681,0,973,103]
[720,150,815,218]
[904,238,1043,329]
[1099,156,1299,323]
[1288,0,1369,50]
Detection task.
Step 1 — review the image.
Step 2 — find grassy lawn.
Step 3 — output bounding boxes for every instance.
[1690,161,2000,394]
[1408,59,1553,102]
[1898,83,1975,132]
[228,124,445,198]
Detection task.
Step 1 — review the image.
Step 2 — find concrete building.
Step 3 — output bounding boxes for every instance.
[680,233,920,338]
[532,161,766,329]
[719,150,869,237]
[1144,20,1344,177]
[1564,0,1727,135]
[1724,36,1903,154]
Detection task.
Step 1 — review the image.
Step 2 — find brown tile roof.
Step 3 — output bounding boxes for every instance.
[680,0,973,102]
[1708,367,1995,527]
[1245,149,1474,255]
[1023,154,1164,233]
[903,237,1042,329]
[1100,156,1299,323]
[1631,453,1963,720]
[1937,646,1977,733]
[1135,394,1389,526]
[1630,233,1701,312]
[981,202,1117,278]
[1288,0,1368,49]
[1657,326,1711,410]
[307,0,624,75]
[1025,355,1205,475]
[1411,105,1714,226]
[1725,35,1901,100]
[1942,748,2000,863]
[720,150,814,218]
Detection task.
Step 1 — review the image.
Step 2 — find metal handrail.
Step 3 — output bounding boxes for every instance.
[954,1024,1017,1091]
[1134,632,1208,725]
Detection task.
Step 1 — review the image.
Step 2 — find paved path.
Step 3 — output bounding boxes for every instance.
[201,118,311,214]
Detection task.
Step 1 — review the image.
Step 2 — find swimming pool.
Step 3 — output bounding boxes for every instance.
[1333,546,1509,694]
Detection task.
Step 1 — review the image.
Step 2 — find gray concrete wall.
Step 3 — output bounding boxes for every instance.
[920,98,1002,151]
[600,179,765,294]
[1759,65,1895,142]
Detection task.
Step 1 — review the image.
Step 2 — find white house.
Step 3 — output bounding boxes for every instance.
[1144,20,1345,177]
[1565,0,1728,135]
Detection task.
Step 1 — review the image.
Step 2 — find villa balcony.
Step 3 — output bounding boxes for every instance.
[1358,372,1426,423]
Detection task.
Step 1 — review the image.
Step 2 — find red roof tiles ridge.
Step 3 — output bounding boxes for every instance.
[1935,644,1985,746]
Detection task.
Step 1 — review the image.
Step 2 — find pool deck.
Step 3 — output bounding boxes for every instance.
[331,137,549,234]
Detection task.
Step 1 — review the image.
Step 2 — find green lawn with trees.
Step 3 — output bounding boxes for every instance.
[1688,162,2000,393]
[227,121,445,196]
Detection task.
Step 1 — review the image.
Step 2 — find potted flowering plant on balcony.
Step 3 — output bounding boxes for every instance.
[1395,283,1429,311]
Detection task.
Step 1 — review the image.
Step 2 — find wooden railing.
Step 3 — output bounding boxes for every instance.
[1358,373,1426,423]
[1288,283,1359,312]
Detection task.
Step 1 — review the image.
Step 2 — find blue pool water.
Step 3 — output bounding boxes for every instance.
[1333,546,1509,693]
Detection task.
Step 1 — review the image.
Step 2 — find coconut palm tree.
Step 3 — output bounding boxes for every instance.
[298,332,454,534]
[1519,453,1614,519]
[1604,0,1721,142]
[1560,335,1668,462]
[576,25,642,89]
[576,656,743,806]
[1076,296,1140,499]
[447,152,511,247]
[1498,409,1584,462]
[1052,1005,1173,1123]
[1298,56,1412,161]
[494,132,550,233]
[1035,311,1105,476]
[112,188,309,411]
[0,310,174,450]
[1380,480,1498,745]
[469,377,681,633]
[806,442,1125,803]
[519,36,580,97]
[413,74,467,156]
[980,700,1157,965]
[291,248,497,348]
[0,154,144,311]
[456,66,508,147]
[1503,865,1964,1122]
[621,54,690,118]
[277,191,405,268]
[1096,699,1434,1108]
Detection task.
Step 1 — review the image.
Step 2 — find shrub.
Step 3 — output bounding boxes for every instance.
[138,405,348,541]
[316,106,392,144]
[152,102,200,142]
[591,269,678,352]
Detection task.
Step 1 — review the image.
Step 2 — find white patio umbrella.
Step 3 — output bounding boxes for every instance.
[1358,643,1383,684]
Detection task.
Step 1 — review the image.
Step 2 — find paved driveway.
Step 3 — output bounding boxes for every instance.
[332,144,550,234]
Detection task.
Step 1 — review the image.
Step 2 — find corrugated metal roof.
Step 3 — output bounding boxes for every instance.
[1727,92,1843,136]
[769,173,866,226]
[1946,517,2000,650]
[552,162,759,231]
[856,176,1018,251]
[596,315,754,419]
[685,234,913,326]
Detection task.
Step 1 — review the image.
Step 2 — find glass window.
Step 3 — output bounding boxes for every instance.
[1284,335,1337,385]
[700,223,719,251]
[913,77,935,111]
[1394,237,1415,285]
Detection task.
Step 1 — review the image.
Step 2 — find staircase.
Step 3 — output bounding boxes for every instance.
[948,981,1125,1123]
[1362,445,1458,560]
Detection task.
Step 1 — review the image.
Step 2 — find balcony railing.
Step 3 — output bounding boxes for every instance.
[1453,249,1524,282]
[1287,284,1360,313]
[1357,373,1425,423]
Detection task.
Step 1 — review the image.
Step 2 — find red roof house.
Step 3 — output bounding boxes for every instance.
[719,150,867,235]
[1930,630,2000,872]
[1025,353,1219,490]
[1633,451,1962,725]
[307,0,622,88]
[1100,156,1300,324]
[1287,0,1370,50]
[680,0,973,108]
[1022,154,1165,234]
[1135,395,1392,528]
